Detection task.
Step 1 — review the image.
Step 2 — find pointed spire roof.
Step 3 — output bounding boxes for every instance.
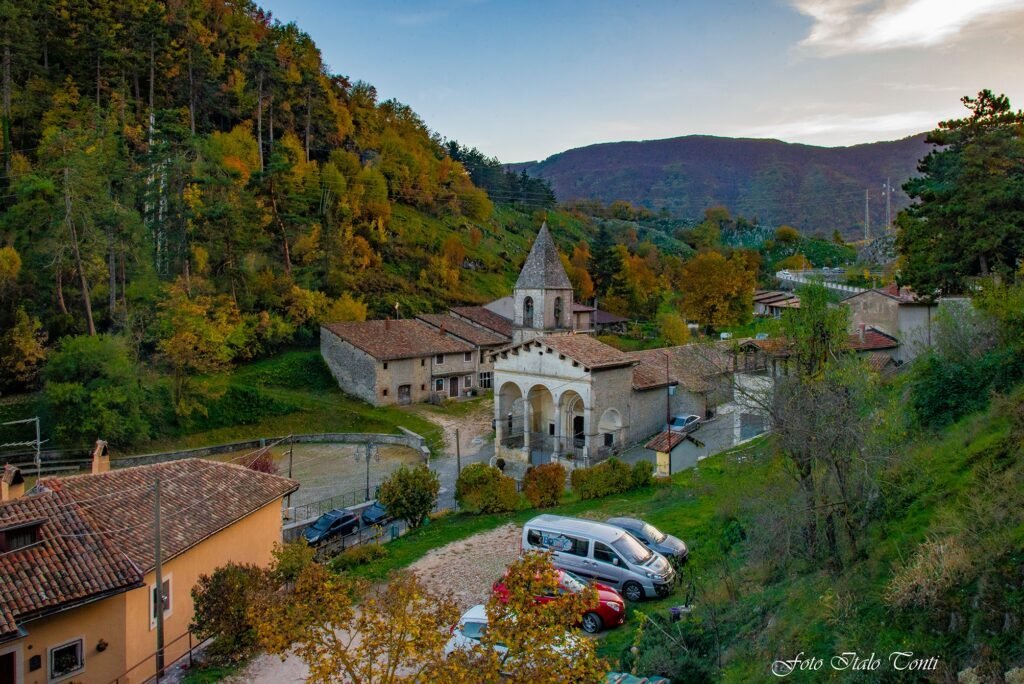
[515,222,572,290]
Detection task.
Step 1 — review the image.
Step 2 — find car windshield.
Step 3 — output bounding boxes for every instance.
[642,523,667,544]
[560,571,588,593]
[311,516,334,531]
[612,533,653,564]
[461,621,486,640]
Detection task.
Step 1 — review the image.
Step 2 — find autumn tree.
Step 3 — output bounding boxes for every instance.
[657,311,690,345]
[774,225,800,244]
[377,465,440,528]
[154,276,243,416]
[252,566,468,684]
[0,307,47,391]
[677,251,756,331]
[455,552,609,683]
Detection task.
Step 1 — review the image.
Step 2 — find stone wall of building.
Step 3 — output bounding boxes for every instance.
[845,290,899,337]
[321,329,379,405]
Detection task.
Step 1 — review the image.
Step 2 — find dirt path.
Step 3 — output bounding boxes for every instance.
[409,397,494,457]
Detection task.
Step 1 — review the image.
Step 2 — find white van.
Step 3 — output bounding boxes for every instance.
[521,514,676,602]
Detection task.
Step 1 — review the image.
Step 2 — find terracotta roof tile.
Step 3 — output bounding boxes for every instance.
[450,306,514,337]
[43,459,298,572]
[415,313,510,347]
[864,351,895,373]
[645,430,685,452]
[323,320,473,361]
[630,344,732,392]
[536,335,636,370]
[0,488,143,641]
[848,327,899,351]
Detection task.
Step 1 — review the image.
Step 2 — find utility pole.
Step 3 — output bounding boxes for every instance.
[154,478,165,681]
[285,442,294,509]
[665,351,672,478]
[365,442,373,502]
[864,189,870,241]
[882,178,893,233]
[455,428,462,476]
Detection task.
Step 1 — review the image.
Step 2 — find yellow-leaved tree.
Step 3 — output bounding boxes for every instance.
[678,251,757,332]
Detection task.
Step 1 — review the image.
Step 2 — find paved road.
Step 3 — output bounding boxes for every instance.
[431,439,493,510]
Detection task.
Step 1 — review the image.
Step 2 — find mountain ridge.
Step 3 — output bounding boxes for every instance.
[513,133,931,236]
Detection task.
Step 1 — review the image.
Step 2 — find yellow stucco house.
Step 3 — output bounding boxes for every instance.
[0,451,297,684]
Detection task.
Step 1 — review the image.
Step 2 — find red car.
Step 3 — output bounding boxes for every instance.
[492,568,626,634]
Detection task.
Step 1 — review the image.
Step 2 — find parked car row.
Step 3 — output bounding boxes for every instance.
[302,500,391,545]
[445,513,689,676]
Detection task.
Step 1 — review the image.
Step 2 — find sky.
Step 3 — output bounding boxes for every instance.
[259,0,1024,163]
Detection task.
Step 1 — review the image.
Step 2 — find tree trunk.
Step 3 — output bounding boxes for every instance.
[2,44,11,176]
[108,231,117,323]
[64,166,96,336]
[96,53,101,108]
[256,72,263,172]
[268,95,274,154]
[305,87,311,162]
[56,267,68,315]
[269,181,292,275]
[148,39,155,145]
[187,48,195,134]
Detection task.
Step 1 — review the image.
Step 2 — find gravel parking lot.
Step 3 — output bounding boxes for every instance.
[409,523,522,610]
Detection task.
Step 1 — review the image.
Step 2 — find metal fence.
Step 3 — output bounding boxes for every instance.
[287,486,379,524]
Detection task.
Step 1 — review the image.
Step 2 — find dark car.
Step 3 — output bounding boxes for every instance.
[361,501,390,526]
[606,517,688,566]
[303,509,359,545]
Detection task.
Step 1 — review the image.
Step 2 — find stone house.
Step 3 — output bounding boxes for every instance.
[415,313,511,391]
[0,454,296,684]
[841,285,938,362]
[321,319,480,406]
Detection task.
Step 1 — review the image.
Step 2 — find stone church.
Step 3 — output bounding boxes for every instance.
[491,224,759,468]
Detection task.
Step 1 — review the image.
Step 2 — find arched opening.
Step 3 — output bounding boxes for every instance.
[559,390,586,456]
[527,385,555,462]
[598,408,623,452]
[497,382,524,448]
[522,297,534,327]
[554,296,563,328]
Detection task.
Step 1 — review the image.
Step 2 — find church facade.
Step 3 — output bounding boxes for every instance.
[490,223,765,468]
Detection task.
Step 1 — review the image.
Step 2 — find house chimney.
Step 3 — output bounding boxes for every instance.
[384,318,391,331]
[439,322,446,336]
[91,440,110,474]
[858,323,866,343]
[1,465,25,501]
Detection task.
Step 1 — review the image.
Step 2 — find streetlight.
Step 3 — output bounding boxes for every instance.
[355,442,380,501]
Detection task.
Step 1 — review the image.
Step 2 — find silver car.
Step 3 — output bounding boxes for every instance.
[522,514,675,602]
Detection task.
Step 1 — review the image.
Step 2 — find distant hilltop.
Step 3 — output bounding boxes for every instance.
[510,134,930,237]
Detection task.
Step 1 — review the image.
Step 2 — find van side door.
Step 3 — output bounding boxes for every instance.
[591,541,628,588]
[528,529,590,578]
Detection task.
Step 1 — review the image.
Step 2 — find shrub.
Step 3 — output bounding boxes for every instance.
[885,536,973,610]
[377,465,440,528]
[269,541,315,585]
[456,462,520,513]
[190,563,268,665]
[621,611,716,683]
[331,543,388,571]
[570,458,634,500]
[630,460,654,489]
[523,463,566,508]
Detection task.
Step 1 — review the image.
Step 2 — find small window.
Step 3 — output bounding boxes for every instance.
[528,529,589,557]
[523,296,534,326]
[604,433,614,447]
[383,362,388,370]
[421,359,425,367]
[548,423,555,436]
[421,384,426,391]
[435,354,444,364]
[382,388,388,397]
[479,372,492,389]
[0,522,41,552]
[49,639,84,681]
[150,576,172,628]
[464,351,472,362]
[435,379,445,392]
[463,375,472,389]
[594,542,621,565]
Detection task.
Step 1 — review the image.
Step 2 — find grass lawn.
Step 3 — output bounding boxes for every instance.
[132,350,445,455]
[342,437,776,666]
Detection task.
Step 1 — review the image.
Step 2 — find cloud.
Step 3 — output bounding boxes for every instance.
[792,0,1024,54]
[735,110,948,143]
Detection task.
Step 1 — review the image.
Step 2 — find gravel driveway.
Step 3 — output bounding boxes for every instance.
[409,523,522,610]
